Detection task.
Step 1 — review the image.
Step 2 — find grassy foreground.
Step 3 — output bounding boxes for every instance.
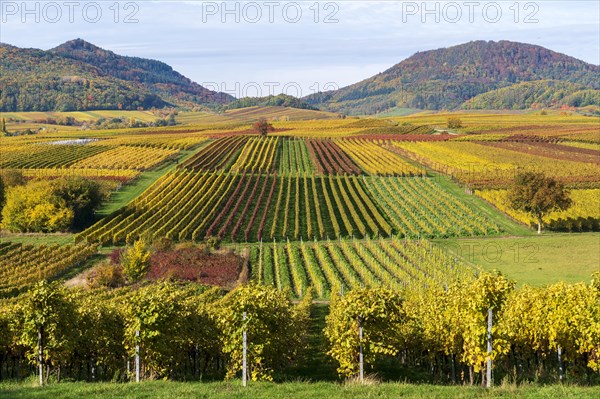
[1,380,599,399]
[434,233,600,286]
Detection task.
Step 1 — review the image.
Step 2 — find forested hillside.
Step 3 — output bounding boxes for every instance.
[462,80,600,110]
[305,40,600,114]
[0,39,233,112]
[224,94,317,111]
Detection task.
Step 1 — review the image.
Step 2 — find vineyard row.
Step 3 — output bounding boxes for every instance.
[249,238,475,298]
[181,136,429,176]
[0,242,99,297]
[77,171,501,245]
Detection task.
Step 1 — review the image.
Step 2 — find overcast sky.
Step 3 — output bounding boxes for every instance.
[1,1,598,97]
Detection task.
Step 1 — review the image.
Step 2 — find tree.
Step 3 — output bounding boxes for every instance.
[51,177,103,230]
[447,117,463,129]
[1,117,7,134]
[507,171,572,234]
[1,177,102,232]
[121,240,151,283]
[1,181,73,233]
[252,117,274,137]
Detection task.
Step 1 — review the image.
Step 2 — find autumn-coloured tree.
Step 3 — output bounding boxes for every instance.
[447,117,463,129]
[121,240,151,283]
[507,171,572,234]
[252,117,274,137]
[1,181,74,233]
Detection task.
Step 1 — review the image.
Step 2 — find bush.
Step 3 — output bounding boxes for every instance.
[152,237,174,252]
[206,236,221,251]
[109,248,125,265]
[447,117,463,129]
[87,261,125,288]
[51,177,103,229]
[1,181,74,232]
[324,287,405,377]
[121,240,151,283]
[122,281,215,379]
[215,284,312,381]
[0,169,26,187]
[0,177,103,233]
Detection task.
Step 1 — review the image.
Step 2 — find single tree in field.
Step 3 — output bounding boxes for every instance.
[252,117,274,137]
[447,117,463,129]
[507,171,572,234]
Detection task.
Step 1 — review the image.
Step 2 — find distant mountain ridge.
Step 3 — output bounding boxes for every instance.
[0,39,233,112]
[304,40,600,115]
[2,39,598,114]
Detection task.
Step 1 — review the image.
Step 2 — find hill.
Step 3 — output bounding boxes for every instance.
[223,94,318,111]
[50,39,233,108]
[462,80,600,110]
[304,40,600,115]
[0,39,233,112]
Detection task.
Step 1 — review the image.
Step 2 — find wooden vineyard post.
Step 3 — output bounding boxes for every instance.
[486,308,492,388]
[135,330,140,383]
[451,354,456,384]
[37,327,43,387]
[358,315,364,384]
[258,239,263,284]
[242,312,247,387]
[558,345,564,382]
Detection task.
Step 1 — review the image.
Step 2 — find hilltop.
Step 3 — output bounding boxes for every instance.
[3,39,599,114]
[0,39,233,112]
[304,40,600,114]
